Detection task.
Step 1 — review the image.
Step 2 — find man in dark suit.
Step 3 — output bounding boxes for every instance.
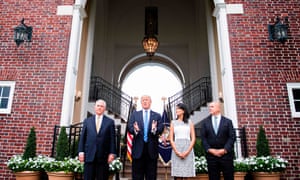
[78,99,116,180]
[128,95,164,180]
[200,101,236,180]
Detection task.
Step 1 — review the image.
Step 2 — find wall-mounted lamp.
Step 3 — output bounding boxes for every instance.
[14,18,32,46]
[142,6,159,58]
[268,16,288,43]
[75,91,82,102]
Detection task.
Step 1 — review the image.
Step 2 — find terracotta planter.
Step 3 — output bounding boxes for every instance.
[47,171,74,180]
[252,172,281,180]
[14,171,40,180]
[234,172,247,180]
[220,172,247,180]
[194,174,209,180]
[74,172,84,180]
[109,174,114,180]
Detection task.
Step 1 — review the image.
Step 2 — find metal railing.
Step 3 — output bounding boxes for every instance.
[194,126,248,158]
[51,123,121,180]
[89,76,133,121]
[167,77,212,120]
[51,123,121,159]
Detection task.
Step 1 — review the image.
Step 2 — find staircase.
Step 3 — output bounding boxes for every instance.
[120,158,172,180]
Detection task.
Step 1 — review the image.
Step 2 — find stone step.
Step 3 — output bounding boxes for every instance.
[120,159,172,180]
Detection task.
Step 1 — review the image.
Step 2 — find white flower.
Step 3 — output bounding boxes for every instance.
[109,158,123,174]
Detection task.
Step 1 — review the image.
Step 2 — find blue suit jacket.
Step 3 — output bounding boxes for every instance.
[78,115,116,162]
[200,115,236,160]
[128,110,164,159]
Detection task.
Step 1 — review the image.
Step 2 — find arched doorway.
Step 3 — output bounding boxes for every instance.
[121,62,182,113]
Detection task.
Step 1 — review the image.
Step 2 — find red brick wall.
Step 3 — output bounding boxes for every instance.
[0,0,73,179]
[226,0,300,179]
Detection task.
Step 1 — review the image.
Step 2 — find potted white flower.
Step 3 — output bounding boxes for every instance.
[194,156,208,179]
[232,158,249,180]
[7,155,44,174]
[248,155,288,172]
[108,158,123,179]
[43,127,75,180]
[250,126,289,180]
[109,157,123,174]
[6,127,41,180]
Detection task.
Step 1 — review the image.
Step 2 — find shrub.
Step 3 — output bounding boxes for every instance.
[56,127,70,161]
[23,127,37,160]
[256,125,270,157]
[194,138,206,157]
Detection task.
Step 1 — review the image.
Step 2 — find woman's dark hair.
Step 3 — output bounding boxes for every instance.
[176,103,190,123]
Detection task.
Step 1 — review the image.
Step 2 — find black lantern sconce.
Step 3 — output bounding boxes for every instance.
[268,16,288,43]
[14,18,32,47]
[142,6,159,58]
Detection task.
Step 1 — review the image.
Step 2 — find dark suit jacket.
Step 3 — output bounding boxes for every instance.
[200,115,236,160]
[128,110,164,159]
[78,115,116,162]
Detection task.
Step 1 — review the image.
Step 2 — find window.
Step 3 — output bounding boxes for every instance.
[0,81,15,114]
[287,83,300,118]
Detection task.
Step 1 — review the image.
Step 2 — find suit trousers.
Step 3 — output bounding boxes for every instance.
[84,157,109,180]
[132,142,158,180]
[207,157,234,180]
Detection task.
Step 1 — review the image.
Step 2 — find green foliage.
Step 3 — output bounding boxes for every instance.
[256,125,270,157]
[248,156,288,172]
[22,127,37,160]
[56,127,70,161]
[234,158,249,172]
[70,138,79,158]
[195,156,208,174]
[194,138,206,157]
[109,158,123,174]
[41,156,82,173]
[7,155,44,172]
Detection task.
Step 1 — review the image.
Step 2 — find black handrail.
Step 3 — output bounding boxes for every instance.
[89,76,133,121]
[167,77,212,119]
[51,123,122,158]
[194,126,249,158]
[51,123,122,180]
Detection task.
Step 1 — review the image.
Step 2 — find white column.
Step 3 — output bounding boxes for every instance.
[213,2,238,128]
[59,1,87,126]
[80,0,97,121]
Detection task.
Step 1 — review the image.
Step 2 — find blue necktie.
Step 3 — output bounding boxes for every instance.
[213,116,218,134]
[144,110,148,142]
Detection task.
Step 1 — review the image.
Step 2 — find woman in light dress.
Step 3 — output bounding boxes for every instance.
[169,103,196,180]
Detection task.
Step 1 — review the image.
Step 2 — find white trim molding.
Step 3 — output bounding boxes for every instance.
[60,1,87,126]
[0,81,15,114]
[212,1,243,128]
[287,83,300,118]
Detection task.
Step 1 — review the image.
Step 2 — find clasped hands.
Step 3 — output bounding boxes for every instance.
[174,150,189,159]
[208,148,227,157]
